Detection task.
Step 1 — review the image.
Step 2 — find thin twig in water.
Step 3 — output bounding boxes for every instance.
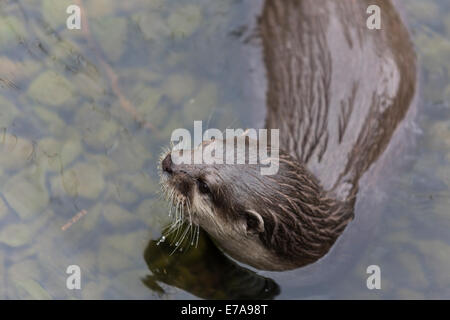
[61,209,88,231]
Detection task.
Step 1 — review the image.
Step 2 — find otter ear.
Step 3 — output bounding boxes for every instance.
[244,210,265,235]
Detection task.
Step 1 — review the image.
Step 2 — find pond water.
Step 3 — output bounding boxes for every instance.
[0,0,449,299]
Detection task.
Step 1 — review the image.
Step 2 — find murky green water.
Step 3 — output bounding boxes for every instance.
[0,0,449,299]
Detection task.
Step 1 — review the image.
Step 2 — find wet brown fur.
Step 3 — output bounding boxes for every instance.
[160,0,416,270]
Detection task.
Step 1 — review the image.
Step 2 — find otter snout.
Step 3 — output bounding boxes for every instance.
[162,153,173,174]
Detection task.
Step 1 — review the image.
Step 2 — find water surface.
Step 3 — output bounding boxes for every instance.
[0,0,449,299]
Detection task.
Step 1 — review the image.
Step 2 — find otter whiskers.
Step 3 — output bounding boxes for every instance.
[159,178,200,254]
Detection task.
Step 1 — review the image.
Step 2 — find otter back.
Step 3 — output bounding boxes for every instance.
[261,0,416,201]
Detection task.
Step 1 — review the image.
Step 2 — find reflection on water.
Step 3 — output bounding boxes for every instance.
[143,226,279,299]
[0,0,449,299]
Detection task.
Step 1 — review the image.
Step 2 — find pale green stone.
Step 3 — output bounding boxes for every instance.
[136,86,165,123]
[92,17,128,62]
[9,259,51,299]
[74,103,118,150]
[0,94,19,128]
[42,0,74,29]
[83,121,118,150]
[0,134,35,171]
[394,251,429,289]
[65,162,105,199]
[81,203,102,232]
[167,5,202,39]
[33,106,65,135]
[9,259,42,280]
[102,203,136,227]
[139,105,168,131]
[85,154,119,176]
[113,172,158,196]
[50,169,79,198]
[15,60,42,82]
[37,138,63,172]
[0,16,27,48]
[163,73,196,105]
[134,12,170,41]
[130,173,159,195]
[0,223,34,247]
[85,0,116,17]
[72,72,105,101]
[37,137,83,173]
[166,51,185,67]
[103,231,147,253]
[27,71,74,107]
[60,139,83,168]
[108,140,148,173]
[2,173,49,220]
[406,1,439,23]
[0,56,19,75]
[105,183,138,205]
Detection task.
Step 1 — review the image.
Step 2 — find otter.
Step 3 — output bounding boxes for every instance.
[159,0,416,271]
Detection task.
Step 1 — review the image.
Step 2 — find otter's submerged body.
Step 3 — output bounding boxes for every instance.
[160,0,416,271]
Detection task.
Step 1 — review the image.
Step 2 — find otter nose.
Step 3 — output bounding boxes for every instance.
[162,154,173,174]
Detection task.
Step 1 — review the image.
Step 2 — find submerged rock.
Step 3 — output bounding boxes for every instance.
[0,16,26,49]
[92,17,128,62]
[33,106,66,136]
[8,259,51,299]
[105,183,138,205]
[27,71,74,107]
[102,203,136,227]
[42,0,74,30]
[167,5,202,39]
[0,223,34,247]
[37,137,82,173]
[0,134,35,171]
[134,12,170,42]
[0,197,7,220]
[50,168,79,198]
[0,95,19,128]
[74,103,118,151]
[163,73,196,105]
[2,173,49,220]
[64,162,105,199]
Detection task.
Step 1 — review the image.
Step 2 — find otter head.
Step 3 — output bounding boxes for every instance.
[159,136,352,271]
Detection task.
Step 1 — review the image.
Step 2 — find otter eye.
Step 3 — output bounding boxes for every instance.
[197,179,210,195]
